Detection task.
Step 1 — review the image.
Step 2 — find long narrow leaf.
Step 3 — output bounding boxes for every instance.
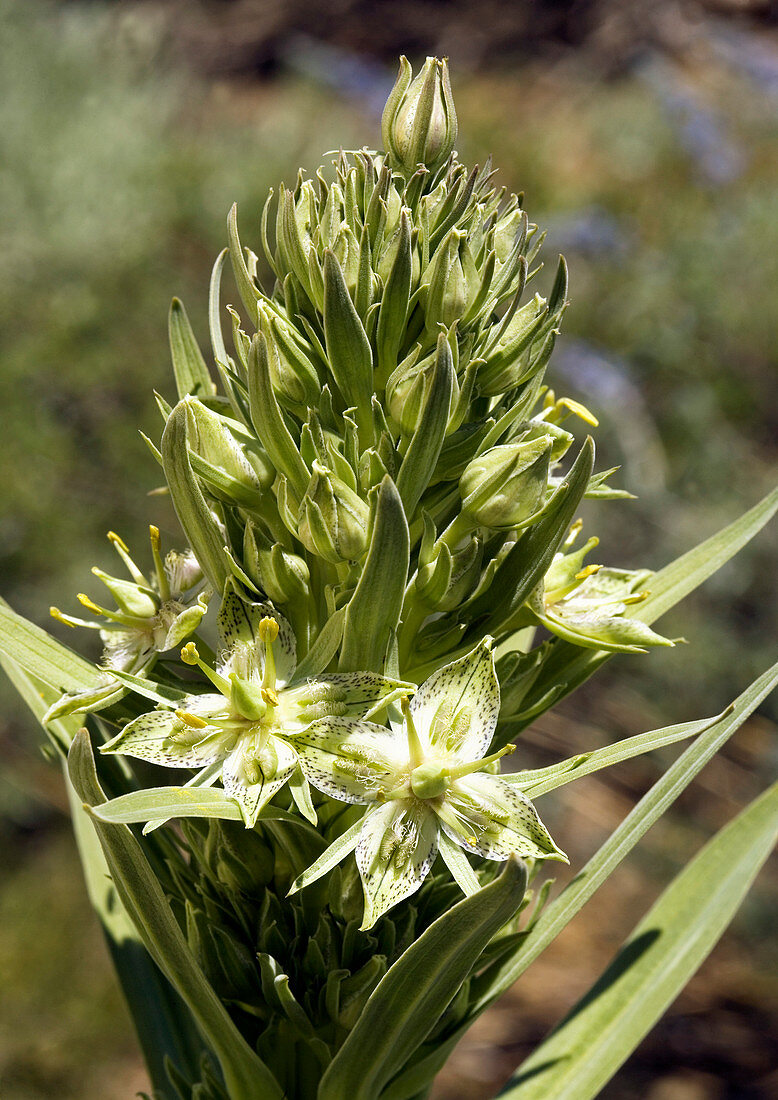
[0,596,105,694]
[0,651,204,1090]
[319,858,528,1100]
[469,659,778,1016]
[504,711,725,798]
[169,297,214,400]
[497,780,778,1099]
[68,730,284,1100]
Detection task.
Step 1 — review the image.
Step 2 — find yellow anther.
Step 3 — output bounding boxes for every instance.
[261,686,279,707]
[258,616,279,644]
[468,835,477,846]
[149,525,161,550]
[623,590,650,605]
[504,743,517,754]
[107,531,129,552]
[50,607,76,627]
[575,564,601,581]
[558,397,599,426]
[181,642,200,665]
[77,594,104,615]
[175,709,209,729]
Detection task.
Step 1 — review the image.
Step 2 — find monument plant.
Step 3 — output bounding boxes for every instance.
[1,57,776,1100]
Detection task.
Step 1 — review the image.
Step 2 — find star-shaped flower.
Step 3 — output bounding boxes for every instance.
[102,582,410,828]
[293,638,565,929]
[528,523,674,652]
[47,527,210,719]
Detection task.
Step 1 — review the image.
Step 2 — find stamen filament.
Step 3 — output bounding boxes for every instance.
[259,617,279,690]
[107,530,149,587]
[149,525,171,601]
[180,642,232,696]
[77,593,150,628]
[448,743,515,780]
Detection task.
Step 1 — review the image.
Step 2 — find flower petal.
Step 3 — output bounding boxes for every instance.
[217,579,296,684]
[410,638,499,762]
[278,672,413,734]
[222,733,298,828]
[102,707,227,769]
[441,772,566,862]
[357,801,438,929]
[295,717,407,804]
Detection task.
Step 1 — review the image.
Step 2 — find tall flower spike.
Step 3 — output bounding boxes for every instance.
[102,581,413,828]
[294,638,565,928]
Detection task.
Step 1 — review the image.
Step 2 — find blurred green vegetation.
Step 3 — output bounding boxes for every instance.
[0,0,776,1097]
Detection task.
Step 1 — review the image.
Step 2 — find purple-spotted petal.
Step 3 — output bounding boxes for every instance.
[440,772,566,863]
[356,801,439,929]
[409,638,499,762]
[222,733,298,828]
[294,717,407,804]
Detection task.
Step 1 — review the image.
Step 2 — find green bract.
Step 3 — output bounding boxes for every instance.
[1,53,775,1100]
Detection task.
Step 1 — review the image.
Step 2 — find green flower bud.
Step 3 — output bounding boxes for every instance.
[257,302,321,412]
[298,460,370,563]
[478,295,549,396]
[416,533,482,611]
[459,437,552,529]
[422,229,474,333]
[243,523,311,607]
[382,56,457,175]
[183,397,262,497]
[385,348,434,435]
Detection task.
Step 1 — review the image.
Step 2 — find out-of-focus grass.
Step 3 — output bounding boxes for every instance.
[0,1,776,1096]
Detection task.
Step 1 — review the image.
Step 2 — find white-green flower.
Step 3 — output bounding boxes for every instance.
[47,527,210,719]
[529,523,674,652]
[294,638,565,929]
[102,582,411,827]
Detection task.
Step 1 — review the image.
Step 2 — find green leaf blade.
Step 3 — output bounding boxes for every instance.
[497,780,778,1100]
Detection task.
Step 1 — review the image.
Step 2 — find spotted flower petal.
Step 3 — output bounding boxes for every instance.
[222,733,298,828]
[103,698,229,768]
[356,801,439,930]
[410,637,499,762]
[217,580,296,684]
[295,717,407,804]
[440,772,566,862]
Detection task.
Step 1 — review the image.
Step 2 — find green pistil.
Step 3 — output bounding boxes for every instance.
[401,695,425,769]
[259,616,279,690]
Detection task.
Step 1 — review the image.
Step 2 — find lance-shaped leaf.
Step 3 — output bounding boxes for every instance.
[169,297,214,400]
[227,203,261,322]
[92,785,306,828]
[518,484,778,728]
[504,711,726,798]
[247,332,310,498]
[340,476,410,673]
[0,651,206,1091]
[498,780,778,1100]
[323,248,375,446]
[468,658,778,1017]
[161,402,230,593]
[396,333,454,520]
[376,209,413,387]
[468,437,594,637]
[67,731,284,1100]
[318,858,528,1100]
[0,596,105,695]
